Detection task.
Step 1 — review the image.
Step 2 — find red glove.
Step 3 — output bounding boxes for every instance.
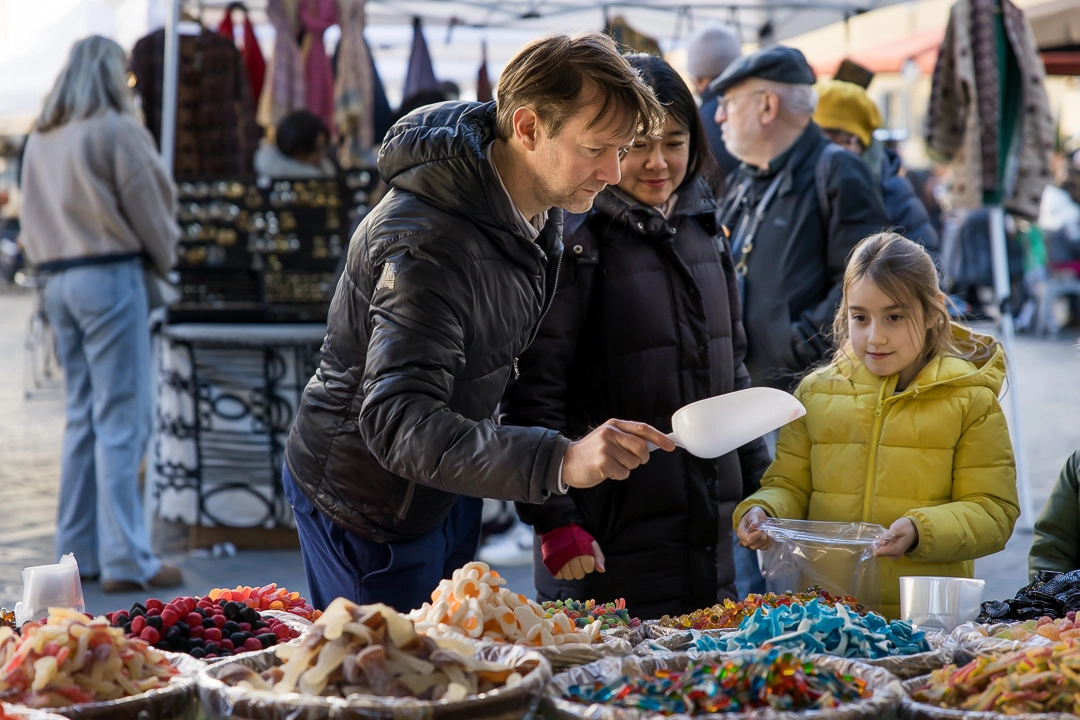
[540,524,606,580]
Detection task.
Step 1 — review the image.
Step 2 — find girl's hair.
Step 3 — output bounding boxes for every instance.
[623,53,723,195]
[35,35,135,133]
[831,232,985,368]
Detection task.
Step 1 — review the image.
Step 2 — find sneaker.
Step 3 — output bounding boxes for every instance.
[102,564,184,594]
[477,520,534,566]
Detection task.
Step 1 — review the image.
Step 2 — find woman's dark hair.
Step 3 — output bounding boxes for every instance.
[276,111,329,158]
[623,53,722,195]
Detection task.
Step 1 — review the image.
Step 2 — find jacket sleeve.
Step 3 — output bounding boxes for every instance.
[925,8,967,162]
[1028,451,1080,578]
[905,386,1019,563]
[501,229,593,531]
[112,117,180,277]
[733,382,814,527]
[359,236,570,504]
[722,225,772,496]
[791,151,890,366]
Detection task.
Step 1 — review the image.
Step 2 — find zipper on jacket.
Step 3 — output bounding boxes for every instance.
[523,253,562,350]
[862,379,892,522]
[512,357,520,379]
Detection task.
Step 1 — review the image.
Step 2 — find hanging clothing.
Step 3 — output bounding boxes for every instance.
[605,15,662,56]
[130,28,260,178]
[299,0,338,131]
[218,4,265,106]
[926,0,1053,220]
[334,0,375,158]
[368,36,394,144]
[402,17,440,101]
[258,0,306,130]
[476,41,492,103]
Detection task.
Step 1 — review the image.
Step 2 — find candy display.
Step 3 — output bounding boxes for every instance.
[410,562,602,646]
[216,597,538,701]
[989,612,1080,642]
[106,594,302,660]
[912,639,1080,714]
[0,608,176,707]
[716,598,929,658]
[564,648,870,714]
[541,599,640,632]
[207,584,321,621]
[658,587,868,630]
[977,569,1080,622]
[0,610,12,632]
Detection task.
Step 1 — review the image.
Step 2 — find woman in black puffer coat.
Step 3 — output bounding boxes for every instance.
[500,53,772,620]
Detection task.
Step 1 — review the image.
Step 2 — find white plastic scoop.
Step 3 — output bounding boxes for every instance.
[646,387,806,458]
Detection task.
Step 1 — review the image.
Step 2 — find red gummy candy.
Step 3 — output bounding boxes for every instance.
[140,626,160,644]
[272,624,291,640]
[243,637,263,652]
[161,609,180,627]
[238,622,252,632]
[204,627,223,642]
[219,639,234,651]
[146,607,161,617]
[145,598,164,612]
[131,615,147,635]
[186,612,203,627]
[190,624,205,638]
[213,615,226,628]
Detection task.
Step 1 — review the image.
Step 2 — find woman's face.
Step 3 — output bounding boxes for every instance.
[616,114,690,207]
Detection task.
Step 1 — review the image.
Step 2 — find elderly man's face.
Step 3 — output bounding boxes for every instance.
[714,80,766,163]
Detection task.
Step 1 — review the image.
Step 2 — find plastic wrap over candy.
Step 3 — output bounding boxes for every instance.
[542,650,905,720]
[633,629,734,655]
[529,633,636,671]
[602,625,646,648]
[3,652,203,720]
[196,640,551,719]
[642,622,736,640]
[899,675,1076,720]
[1,705,71,720]
[944,622,1052,666]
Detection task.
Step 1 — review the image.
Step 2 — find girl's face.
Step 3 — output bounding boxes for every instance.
[617,115,690,207]
[847,276,935,390]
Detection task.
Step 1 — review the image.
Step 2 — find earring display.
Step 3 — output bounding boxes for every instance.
[170,168,380,323]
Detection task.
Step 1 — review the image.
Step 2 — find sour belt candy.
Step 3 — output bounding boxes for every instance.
[659,587,868,630]
[913,639,1080,715]
[710,598,928,658]
[409,562,601,646]
[565,648,869,714]
[0,607,176,707]
[541,599,640,632]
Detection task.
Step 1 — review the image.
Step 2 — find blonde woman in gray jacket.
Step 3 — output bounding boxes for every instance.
[20,35,182,594]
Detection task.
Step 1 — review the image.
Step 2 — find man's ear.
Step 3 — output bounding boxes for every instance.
[513,107,540,151]
[759,90,780,125]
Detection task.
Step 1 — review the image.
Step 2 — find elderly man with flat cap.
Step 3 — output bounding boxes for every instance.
[713,45,889,393]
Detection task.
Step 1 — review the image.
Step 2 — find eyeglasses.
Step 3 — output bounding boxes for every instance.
[717,90,767,113]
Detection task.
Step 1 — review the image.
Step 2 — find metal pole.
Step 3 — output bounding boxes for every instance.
[161,0,181,175]
[988,204,1034,531]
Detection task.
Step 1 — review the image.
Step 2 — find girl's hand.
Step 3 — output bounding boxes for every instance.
[737,507,772,550]
[874,518,919,559]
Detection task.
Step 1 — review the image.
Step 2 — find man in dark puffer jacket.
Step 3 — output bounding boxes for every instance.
[282,33,673,612]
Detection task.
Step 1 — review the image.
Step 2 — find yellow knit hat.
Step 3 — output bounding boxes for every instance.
[813,79,882,148]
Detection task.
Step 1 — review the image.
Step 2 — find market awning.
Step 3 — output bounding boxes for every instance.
[1026,0,1080,49]
[810,27,943,76]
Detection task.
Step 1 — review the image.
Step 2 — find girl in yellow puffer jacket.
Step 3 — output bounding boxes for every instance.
[734,233,1019,618]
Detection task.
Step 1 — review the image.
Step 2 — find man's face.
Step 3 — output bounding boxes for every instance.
[530,99,636,214]
[714,80,765,163]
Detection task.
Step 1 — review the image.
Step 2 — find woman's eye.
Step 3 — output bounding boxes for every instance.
[666,141,686,149]
[888,314,904,322]
[851,314,867,323]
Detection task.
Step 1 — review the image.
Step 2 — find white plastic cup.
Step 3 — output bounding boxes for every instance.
[899,576,985,631]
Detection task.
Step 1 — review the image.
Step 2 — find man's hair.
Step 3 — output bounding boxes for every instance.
[276,111,329,158]
[765,81,818,117]
[35,35,135,133]
[495,32,664,142]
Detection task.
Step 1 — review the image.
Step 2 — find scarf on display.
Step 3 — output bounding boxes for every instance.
[334,0,376,158]
[403,17,440,100]
[259,0,306,130]
[476,41,492,103]
[217,3,265,105]
[300,0,338,132]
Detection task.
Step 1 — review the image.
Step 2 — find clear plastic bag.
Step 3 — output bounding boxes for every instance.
[758,519,886,609]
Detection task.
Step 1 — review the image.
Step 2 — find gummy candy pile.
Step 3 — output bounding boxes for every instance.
[565,647,869,714]
[0,609,13,632]
[706,598,928,658]
[989,612,1080,642]
[658,587,867,630]
[0,608,176,707]
[913,639,1080,714]
[541,599,640,632]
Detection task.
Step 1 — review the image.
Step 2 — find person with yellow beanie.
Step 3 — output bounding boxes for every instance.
[814,80,940,253]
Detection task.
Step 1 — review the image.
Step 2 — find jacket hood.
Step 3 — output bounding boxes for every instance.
[593,178,718,237]
[837,324,1005,394]
[378,101,527,238]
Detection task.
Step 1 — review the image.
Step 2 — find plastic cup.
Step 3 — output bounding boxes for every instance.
[899,576,985,631]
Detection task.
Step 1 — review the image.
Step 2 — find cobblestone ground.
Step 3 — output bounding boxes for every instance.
[1,288,1078,617]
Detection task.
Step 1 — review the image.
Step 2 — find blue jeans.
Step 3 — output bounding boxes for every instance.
[44,259,160,583]
[283,465,482,612]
